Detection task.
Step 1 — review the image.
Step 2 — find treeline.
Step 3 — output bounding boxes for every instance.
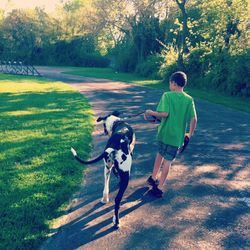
[0,0,249,96]
[0,7,109,67]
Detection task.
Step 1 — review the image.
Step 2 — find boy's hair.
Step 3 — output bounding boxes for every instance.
[170,71,187,87]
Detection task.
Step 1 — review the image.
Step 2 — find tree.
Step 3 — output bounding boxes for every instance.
[56,0,96,38]
[190,0,249,53]
[175,0,189,69]
[1,10,36,61]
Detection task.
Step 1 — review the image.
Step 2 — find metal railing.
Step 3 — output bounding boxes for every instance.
[0,60,41,76]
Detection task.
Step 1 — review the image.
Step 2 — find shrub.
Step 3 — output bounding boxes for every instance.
[135,54,163,79]
[184,48,250,97]
[110,40,138,72]
[159,46,181,83]
[226,50,250,96]
[158,46,250,97]
[31,36,110,67]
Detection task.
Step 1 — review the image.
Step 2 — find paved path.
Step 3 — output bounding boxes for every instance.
[39,67,250,250]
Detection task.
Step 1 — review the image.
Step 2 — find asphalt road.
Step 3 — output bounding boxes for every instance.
[38,67,250,250]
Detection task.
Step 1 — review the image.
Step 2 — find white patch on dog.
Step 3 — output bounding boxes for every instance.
[105,147,114,154]
[104,147,115,168]
[115,149,132,173]
[105,115,120,134]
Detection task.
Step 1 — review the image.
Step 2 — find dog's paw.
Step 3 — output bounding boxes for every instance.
[71,147,77,156]
[112,215,120,229]
[101,196,109,204]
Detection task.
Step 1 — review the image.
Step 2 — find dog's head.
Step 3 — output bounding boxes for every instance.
[97,111,121,136]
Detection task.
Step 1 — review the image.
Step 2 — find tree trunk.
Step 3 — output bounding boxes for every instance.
[175,0,189,70]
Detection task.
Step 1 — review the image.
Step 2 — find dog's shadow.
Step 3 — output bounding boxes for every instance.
[49,186,156,249]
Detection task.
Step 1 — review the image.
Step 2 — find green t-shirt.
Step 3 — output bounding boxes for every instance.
[156,91,197,147]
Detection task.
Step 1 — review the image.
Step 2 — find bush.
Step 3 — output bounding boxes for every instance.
[111,43,138,72]
[184,48,211,85]
[184,48,250,97]
[159,46,182,83]
[31,36,110,67]
[135,54,163,78]
[158,46,250,97]
[226,50,250,96]
[160,62,180,84]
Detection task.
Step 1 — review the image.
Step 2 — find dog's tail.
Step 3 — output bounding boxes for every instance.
[71,147,105,164]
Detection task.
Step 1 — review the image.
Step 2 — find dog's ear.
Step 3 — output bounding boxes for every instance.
[112,110,120,117]
[97,117,104,122]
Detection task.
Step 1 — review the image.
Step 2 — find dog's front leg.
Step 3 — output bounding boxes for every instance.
[101,165,111,203]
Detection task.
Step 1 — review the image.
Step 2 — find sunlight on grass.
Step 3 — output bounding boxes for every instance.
[0,74,93,249]
[63,67,149,82]
[132,79,160,85]
[3,108,66,116]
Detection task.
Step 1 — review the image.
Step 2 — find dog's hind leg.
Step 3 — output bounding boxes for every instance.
[101,166,111,203]
[113,170,129,229]
[129,134,136,153]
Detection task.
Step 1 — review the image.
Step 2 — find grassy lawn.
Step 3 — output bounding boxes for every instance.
[0,74,93,249]
[64,67,250,114]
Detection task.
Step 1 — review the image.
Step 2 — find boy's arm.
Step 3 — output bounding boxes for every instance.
[188,117,197,138]
[145,109,168,119]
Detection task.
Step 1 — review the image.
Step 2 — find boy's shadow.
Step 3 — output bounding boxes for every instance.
[50,186,156,250]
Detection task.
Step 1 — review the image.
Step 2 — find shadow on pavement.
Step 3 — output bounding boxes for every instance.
[45,187,157,249]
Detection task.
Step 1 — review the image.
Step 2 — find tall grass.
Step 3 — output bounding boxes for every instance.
[0,74,93,249]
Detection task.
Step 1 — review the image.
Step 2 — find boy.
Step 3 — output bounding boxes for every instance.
[144,71,197,197]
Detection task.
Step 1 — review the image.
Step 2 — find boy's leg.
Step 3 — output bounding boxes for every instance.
[150,159,171,198]
[158,159,172,189]
[152,153,163,180]
[150,144,177,197]
[147,153,163,186]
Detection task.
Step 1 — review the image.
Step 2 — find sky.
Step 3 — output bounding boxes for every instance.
[0,0,64,13]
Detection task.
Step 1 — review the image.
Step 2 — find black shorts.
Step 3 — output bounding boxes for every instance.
[158,141,178,161]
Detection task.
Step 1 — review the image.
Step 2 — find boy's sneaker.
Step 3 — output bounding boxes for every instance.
[151,186,163,198]
[147,176,159,187]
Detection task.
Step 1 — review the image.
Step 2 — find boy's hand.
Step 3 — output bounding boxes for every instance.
[144,110,161,123]
[144,109,153,120]
[145,109,154,116]
[179,135,190,154]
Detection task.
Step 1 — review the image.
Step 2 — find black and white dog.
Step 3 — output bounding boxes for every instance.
[71,111,135,229]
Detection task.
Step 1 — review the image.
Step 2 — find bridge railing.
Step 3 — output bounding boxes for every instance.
[0,60,41,76]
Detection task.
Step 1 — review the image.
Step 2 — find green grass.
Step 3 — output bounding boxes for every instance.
[0,74,93,249]
[64,67,250,114]
[63,67,152,83]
